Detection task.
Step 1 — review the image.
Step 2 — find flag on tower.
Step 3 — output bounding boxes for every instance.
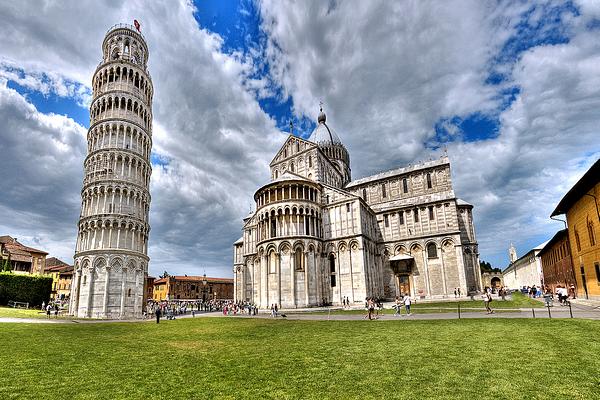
[134,19,141,32]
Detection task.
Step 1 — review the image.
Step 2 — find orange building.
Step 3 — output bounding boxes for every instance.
[538,229,576,294]
[551,159,600,300]
[152,275,233,301]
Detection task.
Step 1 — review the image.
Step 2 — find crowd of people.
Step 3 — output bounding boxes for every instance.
[149,299,261,323]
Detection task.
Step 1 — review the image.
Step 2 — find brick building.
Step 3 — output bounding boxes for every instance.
[152,275,233,301]
[538,229,576,294]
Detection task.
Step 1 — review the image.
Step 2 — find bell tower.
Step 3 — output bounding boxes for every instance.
[70,22,153,318]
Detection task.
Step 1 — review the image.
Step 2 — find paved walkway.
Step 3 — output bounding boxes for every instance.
[2,298,599,323]
[3,307,599,323]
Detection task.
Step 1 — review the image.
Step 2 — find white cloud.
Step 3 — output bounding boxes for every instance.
[0,0,284,276]
[0,0,599,275]
[256,0,600,266]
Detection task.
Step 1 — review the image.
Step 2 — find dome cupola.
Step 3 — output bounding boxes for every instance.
[307,104,351,186]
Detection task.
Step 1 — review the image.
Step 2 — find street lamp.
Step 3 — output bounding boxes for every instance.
[201,272,208,303]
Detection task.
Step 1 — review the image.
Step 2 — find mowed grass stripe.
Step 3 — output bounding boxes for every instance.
[0,318,598,399]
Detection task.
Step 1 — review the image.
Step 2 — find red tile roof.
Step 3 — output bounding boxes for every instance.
[0,236,48,263]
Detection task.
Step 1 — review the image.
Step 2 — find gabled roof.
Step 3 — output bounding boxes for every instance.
[269,135,317,167]
[0,235,48,262]
[551,158,600,216]
[46,257,69,268]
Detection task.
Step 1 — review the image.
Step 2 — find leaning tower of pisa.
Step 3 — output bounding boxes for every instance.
[70,23,153,318]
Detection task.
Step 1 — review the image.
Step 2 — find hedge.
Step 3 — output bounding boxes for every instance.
[0,272,53,307]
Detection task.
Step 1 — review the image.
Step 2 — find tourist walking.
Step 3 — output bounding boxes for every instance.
[46,303,52,319]
[457,288,461,297]
[155,307,161,324]
[394,296,402,316]
[483,289,493,314]
[403,294,411,316]
[368,298,375,320]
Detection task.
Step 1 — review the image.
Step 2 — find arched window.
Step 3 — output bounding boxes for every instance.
[308,156,312,168]
[429,206,435,220]
[575,229,581,252]
[304,214,310,235]
[382,184,387,198]
[403,178,408,193]
[274,170,278,179]
[588,220,596,246]
[329,254,336,287]
[427,243,438,258]
[427,173,432,189]
[295,248,303,271]
[271,217,277,238]
[290,162,294,172]
[269,251,277,274]
[414,208,419,222]
[362,188,367,200]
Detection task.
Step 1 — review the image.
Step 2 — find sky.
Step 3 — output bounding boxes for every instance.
[0,0,599,278]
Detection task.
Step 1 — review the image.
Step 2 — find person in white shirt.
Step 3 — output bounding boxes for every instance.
[403,294,411,316]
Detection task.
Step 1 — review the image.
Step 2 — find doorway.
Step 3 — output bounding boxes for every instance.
[397,275,411,297]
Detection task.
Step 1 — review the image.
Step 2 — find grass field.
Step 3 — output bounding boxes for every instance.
[295,292,544,315]
[1,317,598,399]
[0,306,47,319]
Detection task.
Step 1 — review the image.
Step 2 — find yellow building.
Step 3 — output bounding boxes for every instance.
[44,258,73,300]
[551,159,600,300]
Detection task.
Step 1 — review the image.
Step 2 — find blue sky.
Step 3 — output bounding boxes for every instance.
[1,0,599,277]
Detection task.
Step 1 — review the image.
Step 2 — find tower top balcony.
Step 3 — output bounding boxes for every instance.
[102,22,149,69]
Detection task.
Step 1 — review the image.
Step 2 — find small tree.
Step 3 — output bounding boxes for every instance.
[2,254,11,272]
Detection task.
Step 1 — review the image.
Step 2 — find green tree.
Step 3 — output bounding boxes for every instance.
[480,260,502,273]
[2,254,11,272]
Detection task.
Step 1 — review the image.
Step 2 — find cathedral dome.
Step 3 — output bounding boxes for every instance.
[308,109,342,145]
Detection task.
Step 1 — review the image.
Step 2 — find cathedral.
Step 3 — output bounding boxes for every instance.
[233,108,481,308]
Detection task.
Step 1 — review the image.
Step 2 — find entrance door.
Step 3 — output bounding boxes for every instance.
[398,275,411,297]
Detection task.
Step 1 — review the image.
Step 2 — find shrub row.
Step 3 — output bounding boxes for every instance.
[0,272,52,307]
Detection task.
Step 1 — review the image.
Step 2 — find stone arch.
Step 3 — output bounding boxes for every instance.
[278,241,291,254]
[426,241,438,258]
[394,244,407,255]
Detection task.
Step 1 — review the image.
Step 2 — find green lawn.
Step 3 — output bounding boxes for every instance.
[0,317,598,399]
[295,292,544,315]
[0,306,47,319]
